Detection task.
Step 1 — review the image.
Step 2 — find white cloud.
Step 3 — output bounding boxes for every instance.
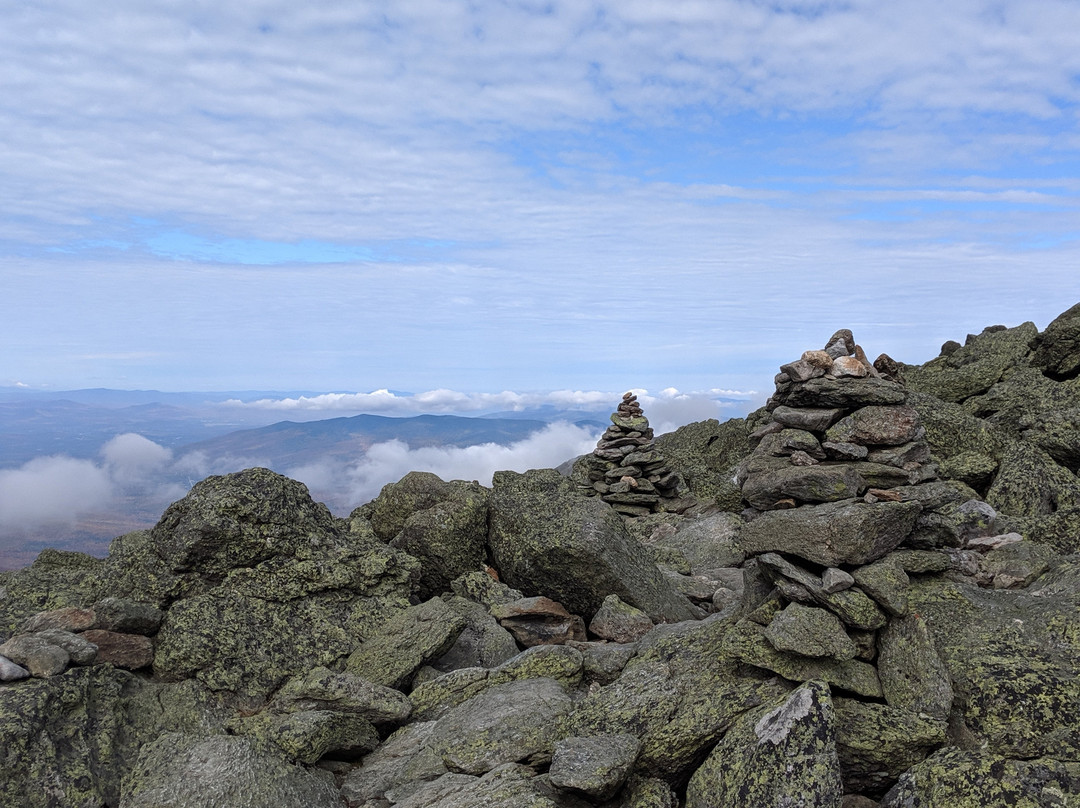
[286,421,603,513]
[101,432,173,485]
[0,456,115,531]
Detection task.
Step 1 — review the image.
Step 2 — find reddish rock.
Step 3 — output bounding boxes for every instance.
[489,597,587,647]
[21,607,96,633]
[80,630,153,670]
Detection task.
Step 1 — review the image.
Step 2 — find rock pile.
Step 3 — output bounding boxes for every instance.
[577,392,690,515]
[0,597,161,680]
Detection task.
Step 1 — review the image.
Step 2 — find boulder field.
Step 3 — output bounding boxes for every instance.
[3,304,1080,807]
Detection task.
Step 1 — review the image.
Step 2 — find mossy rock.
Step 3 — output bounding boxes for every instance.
[880,747,1080,807]
[685,681,843,808]
[908,567,1080,759]
[0,550,106,638]
[654,416,756,510]
[901,322,1037,403]
[1032,300,1080,379]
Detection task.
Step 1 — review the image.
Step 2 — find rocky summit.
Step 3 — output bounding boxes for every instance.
[3,305,1080,808]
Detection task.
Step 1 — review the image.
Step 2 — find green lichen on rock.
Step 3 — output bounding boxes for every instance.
[685,680,844,808]
[880,747,1080,808]
[345,596,467,690]
[833,698,946,794]
[0,549,106,638]
[908,568,1080,759]
[229,709,380,765]
[654,416,757,510]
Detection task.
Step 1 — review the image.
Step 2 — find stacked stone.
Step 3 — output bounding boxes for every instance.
[0,597,162,680]
[723,331,963,722]
[580,393,688,516]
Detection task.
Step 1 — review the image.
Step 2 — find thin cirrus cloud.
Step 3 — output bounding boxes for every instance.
[1,2,1079,394]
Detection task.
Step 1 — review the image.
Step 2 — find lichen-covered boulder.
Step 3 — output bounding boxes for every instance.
[645,512,746,574]
[654,417,756,511]
[907,559,1080,759]
[588,595,654,643]
[902,322,1038,403]
[487,469,696,622]
[0,549,106,639]
[833,698,946,794]
[1032,301,1080,379]
[879,747,1080,807]
[685,680,843,808]
[271,666,413,724]
[388,480,490,600]
[0,666,230,808]
[561,615,791,782]
[428,677,574,775]
[762,603,858,660]
[119,732,341,808]
[738,499,922,567]
[345,596,467,690]
[149,468,341,581]
[230,708,380,765]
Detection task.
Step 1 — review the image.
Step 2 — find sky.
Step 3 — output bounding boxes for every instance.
[3,0,1080,399]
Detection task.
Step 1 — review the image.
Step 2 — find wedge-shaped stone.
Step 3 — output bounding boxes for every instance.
[763,603,857,660]
[738,499,922,567]
[686,681,843,808]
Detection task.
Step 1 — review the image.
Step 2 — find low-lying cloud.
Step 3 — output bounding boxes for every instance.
[287,421,602,512]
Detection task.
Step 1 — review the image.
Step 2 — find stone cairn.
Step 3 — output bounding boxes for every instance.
[722,329,1004,716]
[577,393,689,516]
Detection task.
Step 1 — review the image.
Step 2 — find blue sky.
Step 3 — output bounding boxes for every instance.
[3,0,1080,400]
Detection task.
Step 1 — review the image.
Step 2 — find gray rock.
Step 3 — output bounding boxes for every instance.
[852,560,910,616]
[428,596,519,673]
[880,747,1080,808]
[763,603,858,660]
[741,462,864,510]
[33,628,98,665]
[392,763,562,808]
[20,606,96,633]
[822,440,869,460]
[231,709,380,764]
[92,597,165,635]
[651,513,746,573]
[619,776,679,808]
[757,553,887,630]
[0,634,70,677]
[686,681,843,808]
[821,567,854,593]
[877,613,953,720]
[738,499,922,567]
[449,570,524,608]
[569,640,638,686]
[826,405,923,447]
[339,721,447,805]
[771,405,846,432]
[346,596,467,689]
[271,667,413,724]
[772,376,908,409]
[429,677,574,775]
[487,469,696,622]
[549,733,641,800]
[982,540,1054,588]
[0,654,29,681]
[119,732,341,808]
[589,595,654,643]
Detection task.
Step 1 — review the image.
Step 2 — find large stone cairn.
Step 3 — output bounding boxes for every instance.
[724,330,964,718]
[579,393,688,516]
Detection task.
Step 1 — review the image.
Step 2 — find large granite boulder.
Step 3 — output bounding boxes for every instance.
[1031,301,1080,379]
[1,666,229,808]
[119,732,342,808]
[654,416,757,511]
[737,499,922,567]
[487,469,696,622]
[685,680,843,808]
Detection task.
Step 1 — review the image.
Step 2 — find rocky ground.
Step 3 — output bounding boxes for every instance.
[2,302,1080,808]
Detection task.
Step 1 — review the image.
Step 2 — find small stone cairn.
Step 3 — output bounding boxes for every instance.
[578,393,689,516]
[722,330,996,713]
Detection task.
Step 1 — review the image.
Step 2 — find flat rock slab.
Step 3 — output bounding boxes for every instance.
[738,499,922,567]
[549,733,641,800]
[877,613,953,720]
[121,732,342,808]
[686,681,843,808]
[346,597,467,689]
[429,677,573,775]
[763,603,857,660]
[80,629,152,670]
